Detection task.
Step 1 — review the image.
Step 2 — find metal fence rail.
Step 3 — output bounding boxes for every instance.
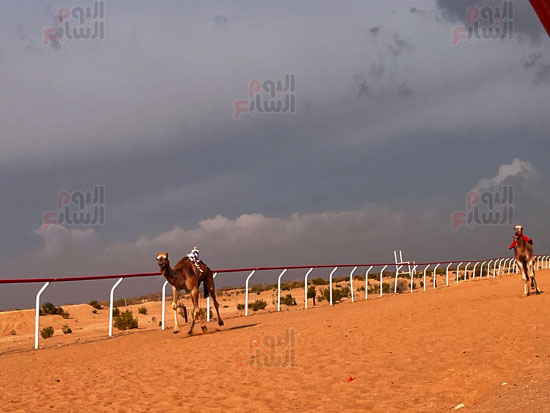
[1,255,549,350]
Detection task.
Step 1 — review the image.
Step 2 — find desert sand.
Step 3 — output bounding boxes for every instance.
[1,270,549,412]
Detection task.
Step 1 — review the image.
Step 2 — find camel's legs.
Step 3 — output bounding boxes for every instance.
[517,259,529,296]
[172,287,180,334]
[205,276,224,327]
[528,259,541,294]
[188,287,200,334]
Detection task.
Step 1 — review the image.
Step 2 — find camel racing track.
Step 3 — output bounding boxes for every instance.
[1,256,550,412]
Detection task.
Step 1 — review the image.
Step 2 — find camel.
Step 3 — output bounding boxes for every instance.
[156,252,224,334]
[511,225,541,296]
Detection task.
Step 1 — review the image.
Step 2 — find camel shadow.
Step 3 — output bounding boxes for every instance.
[181,323,260,339]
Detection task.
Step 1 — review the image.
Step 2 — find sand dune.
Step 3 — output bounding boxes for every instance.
[1,270,549,412]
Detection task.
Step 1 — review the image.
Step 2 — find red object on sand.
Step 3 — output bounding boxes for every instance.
[529,0,550,37]
[347,376,355,382]
[509,235,532,250]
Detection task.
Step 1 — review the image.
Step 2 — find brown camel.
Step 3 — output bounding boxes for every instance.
[511,225,540,296]
[156,252,224,334]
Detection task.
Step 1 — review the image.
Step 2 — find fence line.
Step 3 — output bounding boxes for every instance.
[1,255,549,350]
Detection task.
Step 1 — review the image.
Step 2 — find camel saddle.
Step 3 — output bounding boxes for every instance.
[509,234,533,250]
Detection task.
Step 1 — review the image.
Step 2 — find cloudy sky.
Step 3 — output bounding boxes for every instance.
[1,0,549,309]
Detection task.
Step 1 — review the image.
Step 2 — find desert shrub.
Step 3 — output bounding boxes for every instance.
[113,298,126,308]
[391,279,410,294]
[223,305,229,308]
[289,280,304,289]
[151,316,156,322]
[382,282,391,294]
[280,294,297,306]
[237,303,245,311]
[138,306,148,315]
[420,281,424,288]
[62,325,72,334]
[113,310,138,331]
[195,308,213,321]
[40,302,69,318]
[250,285,265,295]
[10,330,16,336]
[248,300,267,311]
[357,286,365,292]
[355,275,366,281]
[40,326,54,339]
[307,286,317,306]
[318,286,350,303]
[311,278,329,286]
[368,272,379,280]
[89,300,102,310]
[280,283,291,291]
[112,307,120,317]
[92,309,98,314]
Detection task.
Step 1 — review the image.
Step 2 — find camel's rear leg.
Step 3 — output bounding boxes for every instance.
[205,276,224,327]
[172,287,181,334]
[188,287,203,334]
[528,260,541,294]
[517,259,530,296]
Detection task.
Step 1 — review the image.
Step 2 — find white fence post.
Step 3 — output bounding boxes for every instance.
[456,262,463,283]
[329,267,338,306]
[486,260,493,278]
[109,277,124,337]
[423,265,431,291]
[206,272,217,322]
[244,270,256,317]
[411,265,417,293]
[445,263,452,286]
[349,266,357,302]
[464,263,471,281]
[433,264,440,289]
[472,262,479,279]
[161,280,169,330]
[365,266,373,300]
[276,269,288,312]
[379,265,388,297]
[34,282,50,350]
[303,267,314,309]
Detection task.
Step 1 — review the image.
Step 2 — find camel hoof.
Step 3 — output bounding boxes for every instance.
[218,320,224,327]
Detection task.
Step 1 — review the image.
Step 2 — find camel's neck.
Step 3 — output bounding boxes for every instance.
[161,265,177,283]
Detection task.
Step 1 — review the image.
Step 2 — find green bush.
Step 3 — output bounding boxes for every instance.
[237,303,245,311]
[382,282,391,294]
[138,306,148,315]
[62,325,72,334]
[112,307,120,317]
[113,310,138,331]
[357,286,365,292]
[280,294,297,306]
[318,286,350,303]
[248,300,267,311]
[391,279,410,294]
[89,300,102,310]
[311,278,329,285]
[40,302,69,318]
[195,308,213,321]
[40,326,54,339]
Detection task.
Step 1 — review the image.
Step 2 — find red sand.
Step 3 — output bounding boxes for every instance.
[1,270,549,412]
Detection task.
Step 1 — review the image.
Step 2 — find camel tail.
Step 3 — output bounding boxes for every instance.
[203,281,210,298]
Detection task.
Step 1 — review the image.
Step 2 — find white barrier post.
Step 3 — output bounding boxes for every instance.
[456,262,463,283]
[411,265,418,292]
[161,280,169,330]
[379,265,388,297]
[472,262,479,279]
[109,277,124,337]
[433,264,440,289]
[445,263,452,286]
[303,267,314,309]
[34,282,50,350]
[277,269,288,312]
[423,265,431,291]
[365,266,373,300]
[244,270,256,317]
[329,267,338,306]
[486,260,493,278]
[480,261,486,278]
[493,260,498,277]
[349,266,357,302]
[464,263,471,281]
[206,272,217,322]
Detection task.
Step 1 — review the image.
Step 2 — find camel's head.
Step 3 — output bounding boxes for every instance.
[514,225,524,238]
[156,252,170,270]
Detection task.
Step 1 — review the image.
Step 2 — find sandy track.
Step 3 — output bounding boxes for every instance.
[1,270,549,412]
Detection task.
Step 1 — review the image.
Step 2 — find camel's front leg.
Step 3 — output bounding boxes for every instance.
[528,260,541,294]
[517,259,529,296]
[172,287,180,334]
[188,287,200,335]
